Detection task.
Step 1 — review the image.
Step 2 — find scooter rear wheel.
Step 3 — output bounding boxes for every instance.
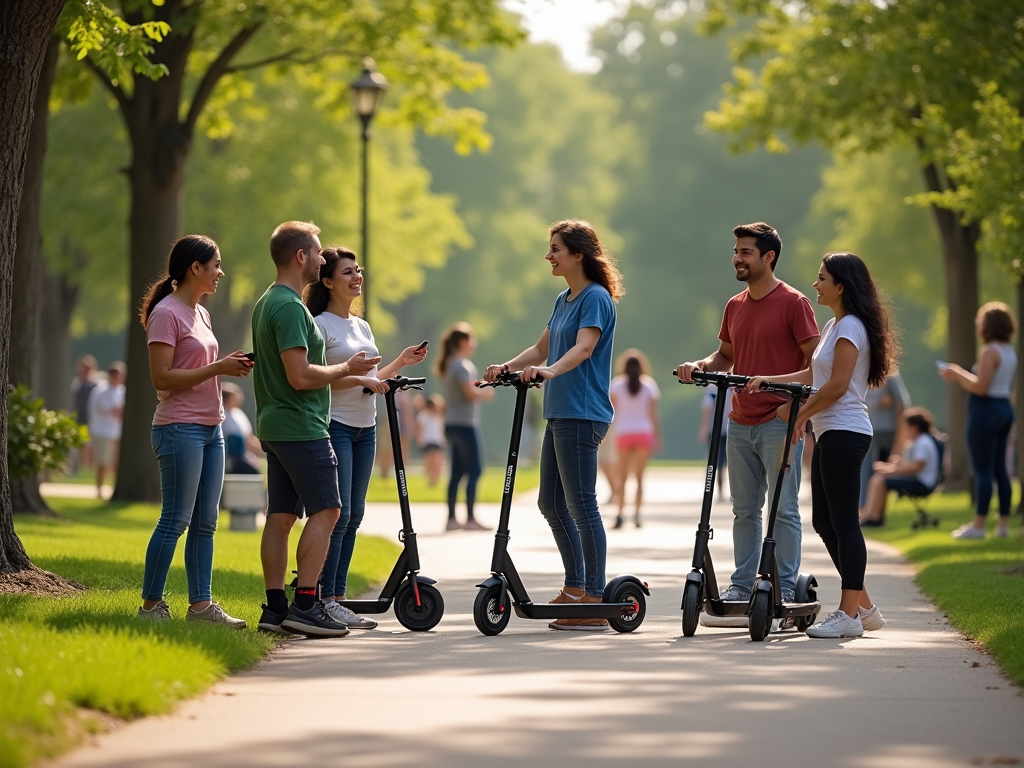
[681,580,702,637]
[606,581,646,633]
[395,581,444,631]
[748,590,772,642]
[473,585,511,636]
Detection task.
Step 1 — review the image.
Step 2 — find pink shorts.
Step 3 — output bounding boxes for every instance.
[616,432,654,451]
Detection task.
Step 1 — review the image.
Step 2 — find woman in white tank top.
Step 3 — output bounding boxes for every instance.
[939,301,1017,539]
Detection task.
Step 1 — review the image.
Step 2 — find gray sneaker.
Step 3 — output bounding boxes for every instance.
[186,602,247,630]
[719,584,752,602]
[137,601,171,621]
[324,600,378,630]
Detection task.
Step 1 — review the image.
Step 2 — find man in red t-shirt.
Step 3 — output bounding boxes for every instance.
[678,222,819,627]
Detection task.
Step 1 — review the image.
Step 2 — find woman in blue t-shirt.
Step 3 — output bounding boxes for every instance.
[484,219,622,631]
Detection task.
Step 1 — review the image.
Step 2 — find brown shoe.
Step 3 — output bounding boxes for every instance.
[548,592,609,631]
[549,586,585,604]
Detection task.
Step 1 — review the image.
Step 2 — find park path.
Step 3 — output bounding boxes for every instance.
[50,468,1023,768]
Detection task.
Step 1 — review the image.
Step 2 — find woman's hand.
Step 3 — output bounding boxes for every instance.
[791,418,807,445]
[483,364,508,383]
[521,365,555,383]
[746,376,769,394]
[219,350,254,378]
[362,376,390,395]
[938,364,963,382]
[399,345,428,367]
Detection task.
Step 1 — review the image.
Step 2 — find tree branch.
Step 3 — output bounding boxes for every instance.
[79,54,130,115]
[224,47,304,73]
[182,22,262,136]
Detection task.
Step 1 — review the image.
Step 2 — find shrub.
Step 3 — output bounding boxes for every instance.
[6,386,86,479]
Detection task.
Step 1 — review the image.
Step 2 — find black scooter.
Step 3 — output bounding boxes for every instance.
[471,370,649,636]
[337,375,444,631]
[675,370,820,642]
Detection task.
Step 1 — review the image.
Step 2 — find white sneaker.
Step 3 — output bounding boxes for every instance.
[952,524,985,540]
[806,609,863,638]
[859,604,886,632]
[323,600,378,630]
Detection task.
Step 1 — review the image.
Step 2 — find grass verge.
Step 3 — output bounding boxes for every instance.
[1,497,400,768]
[863,491,1024,687]
[364,463,540,503]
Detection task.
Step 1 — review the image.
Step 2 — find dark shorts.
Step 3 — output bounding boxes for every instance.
[261,438,340,517]
[884,476,932,497]
[421,443,444,453]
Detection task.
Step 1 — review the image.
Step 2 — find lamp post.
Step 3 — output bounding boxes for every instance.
[349,57,388,323]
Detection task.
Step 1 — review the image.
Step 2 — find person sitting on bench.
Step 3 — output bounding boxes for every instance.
[859,407,941,527]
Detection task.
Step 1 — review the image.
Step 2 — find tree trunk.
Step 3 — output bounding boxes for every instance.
[38,261,79,411]
[0,0,68,574]
[11,35,60,516]
[919,161,980,492]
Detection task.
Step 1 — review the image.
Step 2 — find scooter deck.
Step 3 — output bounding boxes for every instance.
[338,598,394,615]
[775,600,821,618]
[512,602,638,620]
[705,598,749,617]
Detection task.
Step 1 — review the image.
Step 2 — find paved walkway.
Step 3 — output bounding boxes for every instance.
[52,468,1023,768]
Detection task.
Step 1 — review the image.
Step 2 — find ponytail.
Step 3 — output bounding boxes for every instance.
[437,322,473,376]
[139,235,220,329]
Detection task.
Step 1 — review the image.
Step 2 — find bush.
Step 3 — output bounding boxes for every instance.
[6,386,86,480]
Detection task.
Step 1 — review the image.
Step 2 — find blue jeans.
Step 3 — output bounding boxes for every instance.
[726,417,803,596]
[446,425,482,520]
[538,419,609,596]
[321,421,377,598]
[142,424,224,604]
[967,395,1014,519]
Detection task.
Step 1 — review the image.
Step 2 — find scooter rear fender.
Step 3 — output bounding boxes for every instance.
[605,574,651,597]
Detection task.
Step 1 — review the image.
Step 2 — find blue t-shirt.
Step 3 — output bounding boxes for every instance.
[543,283,616,423]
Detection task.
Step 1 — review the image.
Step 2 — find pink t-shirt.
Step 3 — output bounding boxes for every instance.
[147,295,224,426]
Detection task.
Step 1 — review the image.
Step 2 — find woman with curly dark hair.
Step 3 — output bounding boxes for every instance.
[484,219,623,631]
[748,251,899,638]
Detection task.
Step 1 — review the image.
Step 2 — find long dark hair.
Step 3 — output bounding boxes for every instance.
[821,252,900,388]
[615,348,650,395]
[437,322,473,376]
[303,246,359,318]
[549,219,624,301]
[139,235,219,328]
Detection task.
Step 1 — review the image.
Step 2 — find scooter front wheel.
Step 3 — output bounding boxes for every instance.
[473,585,511,636]
[748,590,772,642]
[395,581,444,631]
[681,580,702,637]
[606,581,646,633]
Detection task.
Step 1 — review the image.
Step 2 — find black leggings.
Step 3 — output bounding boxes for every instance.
[811,430,872,592]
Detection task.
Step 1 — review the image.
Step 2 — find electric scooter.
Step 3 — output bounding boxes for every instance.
[471,370,650,636]
[675,369,821,642]
[336,375,444,631]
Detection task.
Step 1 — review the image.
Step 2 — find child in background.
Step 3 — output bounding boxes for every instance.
[416,395,446,487]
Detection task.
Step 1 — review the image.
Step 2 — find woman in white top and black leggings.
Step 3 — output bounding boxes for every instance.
[940,301,1017,539]
[749,252,899,638]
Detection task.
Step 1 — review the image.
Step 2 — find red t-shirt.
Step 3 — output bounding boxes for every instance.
[718,282,819,426]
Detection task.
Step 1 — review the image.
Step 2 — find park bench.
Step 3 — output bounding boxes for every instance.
[220,474,266,531]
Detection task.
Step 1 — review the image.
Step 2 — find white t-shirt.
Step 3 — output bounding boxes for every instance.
[314,311,379,428]
[88,381,125,439]
[610,375,660,436]
[223,406,253,439]
[416,410,445,447]
[701,388,733,438]
[811,315,872,437]
[907,433,941,489]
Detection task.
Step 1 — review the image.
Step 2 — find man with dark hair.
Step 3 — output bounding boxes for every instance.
[254,220,381,637]
[677,222,819,627]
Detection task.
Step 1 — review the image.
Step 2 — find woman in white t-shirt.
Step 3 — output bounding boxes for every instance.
[860,407,941,526]
[304,246,428,630]
[748,252,899,639]
[609,349,660,529]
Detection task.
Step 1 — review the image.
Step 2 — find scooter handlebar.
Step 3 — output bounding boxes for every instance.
[475,370,543,389]
[363,375,427,394]
[673,369,813,399]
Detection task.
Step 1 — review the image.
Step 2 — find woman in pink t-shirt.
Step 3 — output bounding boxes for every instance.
[137,235,253,627]
[609,349,661,529]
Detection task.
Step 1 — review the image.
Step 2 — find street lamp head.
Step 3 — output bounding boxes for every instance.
[349,57,388,125]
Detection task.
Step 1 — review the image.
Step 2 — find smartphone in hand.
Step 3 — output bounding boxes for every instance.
[935,360,949,371]
[415,340,429,352]
[244,352,256,362]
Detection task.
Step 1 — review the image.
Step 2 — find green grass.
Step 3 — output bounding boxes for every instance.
[364,464,540,503]
[863,491,1024,686]
[1,497,400,768]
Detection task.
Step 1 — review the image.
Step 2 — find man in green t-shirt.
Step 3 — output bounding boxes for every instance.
[253,221,380,637]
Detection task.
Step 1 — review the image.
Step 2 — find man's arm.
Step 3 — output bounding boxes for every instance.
[281,348,381,391]
[797,336,820,368]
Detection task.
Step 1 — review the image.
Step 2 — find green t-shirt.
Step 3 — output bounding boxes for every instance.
[251,284,330,441]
